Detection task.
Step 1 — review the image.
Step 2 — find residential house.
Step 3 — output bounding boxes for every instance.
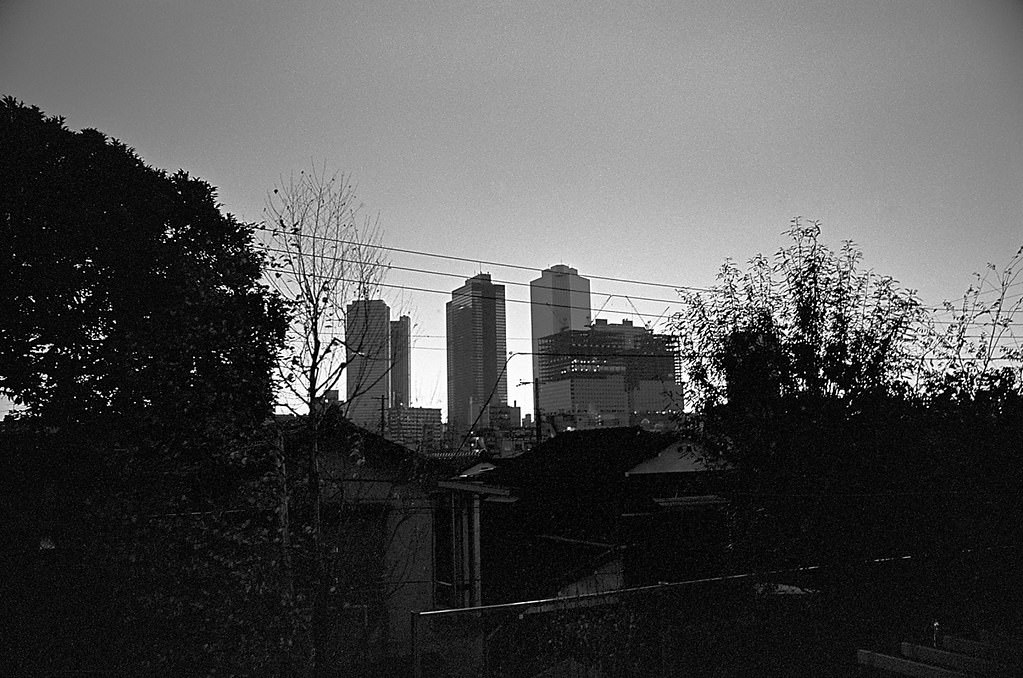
[437,427,733,607]
[279,411,449,664]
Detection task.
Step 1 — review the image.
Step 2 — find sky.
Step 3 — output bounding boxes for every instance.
[2,0,1021,418]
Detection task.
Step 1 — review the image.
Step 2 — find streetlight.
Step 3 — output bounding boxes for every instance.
[516,377,542,444]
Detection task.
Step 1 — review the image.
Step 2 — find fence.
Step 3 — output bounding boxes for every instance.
[410,568,826,677]
[409,548,1023,677]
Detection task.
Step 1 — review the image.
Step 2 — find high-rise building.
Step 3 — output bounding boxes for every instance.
[530,265,591,379]
[390,315,411,408]
[346,299,391,431]
[446,273,507,436]
[537,319,681,429]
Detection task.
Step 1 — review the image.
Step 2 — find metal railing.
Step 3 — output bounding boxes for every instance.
[409,547,1021,677]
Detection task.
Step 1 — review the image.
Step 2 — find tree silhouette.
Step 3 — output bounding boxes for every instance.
[0,97,288,675]
[674,222,1023,576]
[674,220,926,415]
[0,96,286,435]
[262,164,399,675]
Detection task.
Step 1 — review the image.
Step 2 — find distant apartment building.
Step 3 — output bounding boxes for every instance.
[537,319,681,429]
[486,403,521,431]
[446,274,507,437]
[529,265,591,380]
[386,406,443,453]
[346,299,392,431]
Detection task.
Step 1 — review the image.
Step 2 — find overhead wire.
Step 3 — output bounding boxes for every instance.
[254,224,1023,313]
[263,267,680,323]
[258,232,1021,410]
[263,265,1023,330]
[257,238,1023,319]
[259,244,696,307]
[253,225,712,292]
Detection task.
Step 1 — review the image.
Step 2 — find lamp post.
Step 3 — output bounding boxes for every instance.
[516,377,542,445]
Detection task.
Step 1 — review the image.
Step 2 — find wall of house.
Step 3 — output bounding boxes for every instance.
[557,558,624,598]
[383,494,435,656]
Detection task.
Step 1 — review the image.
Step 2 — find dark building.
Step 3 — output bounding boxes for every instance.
[446,274,507,437]
[346,299,392,430]
[437,428,733,606]
[390,315,411,407]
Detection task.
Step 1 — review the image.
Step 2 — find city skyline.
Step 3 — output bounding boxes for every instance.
[5,5,1021,672]
[2,0,1021,419]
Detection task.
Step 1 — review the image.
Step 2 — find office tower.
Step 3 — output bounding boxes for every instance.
[537,319,680,429]
[390,315,411,408]
[529,265,591,379]
[446,273,507,436]
[346,299,391,431]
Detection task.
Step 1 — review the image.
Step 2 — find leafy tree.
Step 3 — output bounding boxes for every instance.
[675,220,926,415]
[0,97,288,674]
[0,96,286,435]
[671,222,952,567]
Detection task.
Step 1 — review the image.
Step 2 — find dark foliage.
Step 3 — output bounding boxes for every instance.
[0,97,289,675]
[672,222,1023,572]
[0,96,286,435]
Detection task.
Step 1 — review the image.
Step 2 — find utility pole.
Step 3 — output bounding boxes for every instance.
[534,377,542,444]
[378,394,387,436]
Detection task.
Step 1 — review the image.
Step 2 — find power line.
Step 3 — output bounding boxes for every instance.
[259,244,697,308]
[257,231,1023,319]
[254,225,712,292]
[260,259,1022,322]
[266,266,1023,330]
[263,267,680,323]
[255,226,1023,315]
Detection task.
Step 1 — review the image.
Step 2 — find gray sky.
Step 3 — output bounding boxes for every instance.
[3,0,1021,415]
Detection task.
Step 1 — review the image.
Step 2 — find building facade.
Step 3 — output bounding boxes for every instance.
[446,274,507,437]
[529,264,591,380]
[386,405,443,453]
[346,299,392,431]
[537,319,681,429]
[390,315,411,407]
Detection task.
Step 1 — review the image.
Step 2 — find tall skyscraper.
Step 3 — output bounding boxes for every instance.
[530,265,591,379]
[390,315,411,408]
[446,274,507,436]
[346,299,391,431]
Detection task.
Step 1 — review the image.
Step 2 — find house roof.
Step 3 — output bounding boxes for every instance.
[274,410,449,482]
[442,428,678,548]
[625,441,732,476]
[486,427,676,488]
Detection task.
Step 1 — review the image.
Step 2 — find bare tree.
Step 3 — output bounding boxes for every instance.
[263,165,389,416]
[262,164,391,676]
